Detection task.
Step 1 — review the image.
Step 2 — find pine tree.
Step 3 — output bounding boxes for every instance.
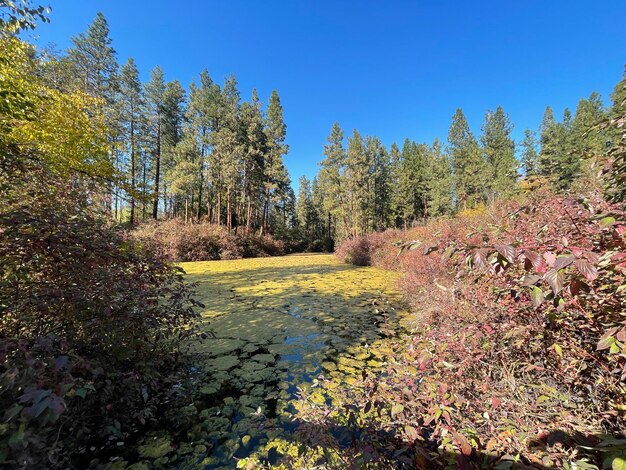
[262,90,289,234]
[426,138,453,216]
[240,89,267,230]
[610,65,626,147]
[311,176,329,242]
[367,136,391,231]
[481,106,517,199]
[319,122,349,238]
[571,93,606,158]
[161,80,186,218]
[521,129,538,177]
[214,75,241,231]
[119,58,144,225]
[67,12,119,216]
[145,66,166,219]
[67,12,118,103]
[346,129,369,235]
[395,139,428,227]
[538,106,560,178]
[448,109,486,210]
[296,175,315,238]
[389,142,403,227]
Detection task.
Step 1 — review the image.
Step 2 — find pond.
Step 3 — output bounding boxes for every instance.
[136,254,413,469]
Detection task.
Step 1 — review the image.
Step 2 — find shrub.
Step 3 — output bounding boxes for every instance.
[133,220,285,262]
[0,161,201,468]
[323,191,626,468]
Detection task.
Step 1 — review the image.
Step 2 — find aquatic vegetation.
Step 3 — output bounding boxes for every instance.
[156,254,413,468]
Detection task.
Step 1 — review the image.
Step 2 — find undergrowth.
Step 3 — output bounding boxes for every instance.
[132,219,285,262]
[302,189,626,469]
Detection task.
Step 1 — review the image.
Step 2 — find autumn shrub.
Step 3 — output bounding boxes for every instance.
[335,231,393,266]
[319,190,626,468]
[0,160,202,468]
[133,219,285,262]
[235,230,285,258]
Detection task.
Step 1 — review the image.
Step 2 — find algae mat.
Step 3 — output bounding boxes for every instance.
[177,254,411,468]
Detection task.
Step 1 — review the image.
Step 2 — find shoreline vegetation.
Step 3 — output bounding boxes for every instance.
[1,1,625,468]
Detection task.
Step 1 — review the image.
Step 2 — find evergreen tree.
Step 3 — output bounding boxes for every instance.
[521,129,539,177]
[610,65,626,146]
[296,175,315,238]
[481,106,517,198]
[571,93,606,159]
[67,12,118,103]
[145,66,166,219]
[160,80,186,218]
[214,74,241,230]
[67,12,119,216]
[448,109,486,210]
[319,122,349,238]
[311,176,329,242]
[538,106,560,178]
[118,58,144,225]
[426,138,453,216]
[395,139,428,227]
[389,142,403,227]
[262,90,289,234]
[240,89,267,230]
[346,129,369,235]
[367,136,391,231]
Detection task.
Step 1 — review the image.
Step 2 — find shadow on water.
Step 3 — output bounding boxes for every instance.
[173,254,412,468]
[272,421,615,469]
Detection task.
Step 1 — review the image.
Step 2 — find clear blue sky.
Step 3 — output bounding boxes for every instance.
[32,1,626,189]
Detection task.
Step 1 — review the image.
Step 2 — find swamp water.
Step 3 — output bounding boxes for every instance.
[132,254,414,469]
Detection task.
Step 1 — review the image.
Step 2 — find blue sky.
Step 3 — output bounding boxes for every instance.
[32,1,626,188]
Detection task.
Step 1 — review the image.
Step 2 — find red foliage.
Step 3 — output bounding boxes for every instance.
[133,219,285,262]
[329,190,626,468]
[0,163,202,468]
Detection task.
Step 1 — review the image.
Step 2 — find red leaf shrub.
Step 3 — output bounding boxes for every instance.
[0,161,202,468]
[320,189,626,468]
[133,219,285,262]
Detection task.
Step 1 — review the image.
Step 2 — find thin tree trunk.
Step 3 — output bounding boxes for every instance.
[227,188,232,233]
[130,118,136,225]
[216,183,221,225]
[197,156,204,221]
[152,121,161,219]
[246,199,252,231]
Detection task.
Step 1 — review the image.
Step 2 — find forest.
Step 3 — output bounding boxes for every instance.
[1,1,625,469]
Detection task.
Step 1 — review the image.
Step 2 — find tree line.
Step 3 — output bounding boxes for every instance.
[297,70,626,242]
[42,12,292,234]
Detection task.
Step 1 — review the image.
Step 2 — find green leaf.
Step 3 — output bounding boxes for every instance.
[554,344,563,357]
[610,455,626,470]
[391,403,404,417]
[600,216,616,228]
[531,286,545,308]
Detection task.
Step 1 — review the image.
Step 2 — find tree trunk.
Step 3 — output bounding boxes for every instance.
[216,187,221,225]
[260,188,270,235]
[246,199,252,231]
[152,121,161,219]
[227,188,232,233]
[197,158,204,221]
[130,118,135,225]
